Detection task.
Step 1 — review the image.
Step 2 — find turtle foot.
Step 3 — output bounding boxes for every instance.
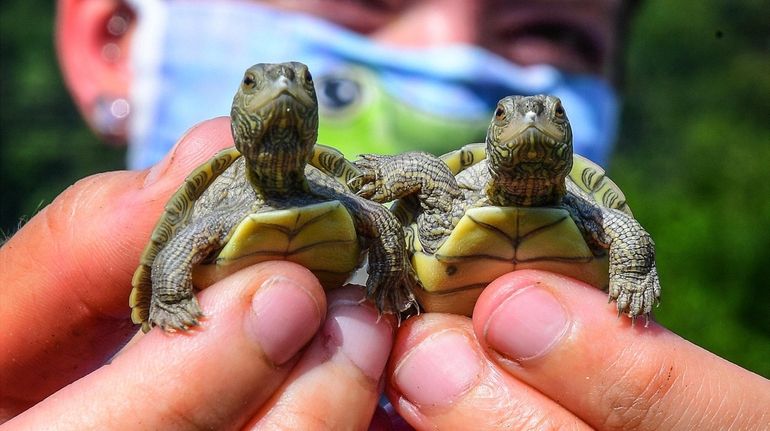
[608,267,661,326]
[149,297,204,332]
[350,154,392,202]
[366,267,418,319]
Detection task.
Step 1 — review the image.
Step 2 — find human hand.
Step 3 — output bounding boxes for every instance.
[0,118,394,429]
[6,117,767,430]
[384,270,770,430]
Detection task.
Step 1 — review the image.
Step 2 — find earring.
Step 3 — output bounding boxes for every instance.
[92,8,133,143]
[92,95,130,144]
[103,9,131,63]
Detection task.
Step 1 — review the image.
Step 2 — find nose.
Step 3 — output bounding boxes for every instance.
[524,111,537,123]
[522,99,544,117]
[269,64,296,83]
[281,65,296,79]
[277,75,291,89]
[372,0,480,47]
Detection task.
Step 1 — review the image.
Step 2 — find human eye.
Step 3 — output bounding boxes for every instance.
[482,2,619,76]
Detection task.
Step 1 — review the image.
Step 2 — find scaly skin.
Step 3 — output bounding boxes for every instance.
[146,62,414,331]
[354,95,661,322]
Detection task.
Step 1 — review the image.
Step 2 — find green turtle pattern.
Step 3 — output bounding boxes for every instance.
[353,95,660,323]
[130,62,414,332]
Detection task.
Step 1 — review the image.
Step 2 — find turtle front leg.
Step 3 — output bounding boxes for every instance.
[564,185,661,324]
[602,208,660,319]
[352,152,460,245]
[600,207,661,323]
[341,194,418,315]
[352,152,459,213]
[150,219,233,332]
[563,181,660,322]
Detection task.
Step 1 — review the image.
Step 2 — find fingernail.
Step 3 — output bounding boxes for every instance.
[246,276,322,365]
[484,285,568,361]
[143,144,177,187]
[324,288,393,381]
[394,330,481,406]
[142,122,199,186]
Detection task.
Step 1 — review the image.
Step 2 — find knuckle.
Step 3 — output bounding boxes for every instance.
[598,348,679,430]
[43,174,108,236]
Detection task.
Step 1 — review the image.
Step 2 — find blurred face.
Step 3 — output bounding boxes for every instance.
[57,0,628,167]
[265,0,623,78]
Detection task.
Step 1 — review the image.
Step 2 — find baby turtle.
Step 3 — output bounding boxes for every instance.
[130,62,413,332]
[354,95,661,322]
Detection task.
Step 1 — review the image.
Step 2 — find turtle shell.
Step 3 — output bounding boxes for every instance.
[405,143,631,316]
[191,200,360,288]
[130,145,362,332]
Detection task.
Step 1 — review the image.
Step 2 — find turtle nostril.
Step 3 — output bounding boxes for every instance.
[524,111,537,123]
[277,76,290,88]
[524,100,544,116]
[281,66,295,81]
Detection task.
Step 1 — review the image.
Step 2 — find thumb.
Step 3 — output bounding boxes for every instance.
[6,261,326,430]
[472,269,770,430]
[0,117,234,415]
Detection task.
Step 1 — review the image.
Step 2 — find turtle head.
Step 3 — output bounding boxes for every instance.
[485,95,573,206]
[231,62,318,193]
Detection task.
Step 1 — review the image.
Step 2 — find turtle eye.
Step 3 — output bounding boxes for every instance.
[242,74,256,89]
[554,102,565,118]
[303,69,313,84]
[494,105,506,121]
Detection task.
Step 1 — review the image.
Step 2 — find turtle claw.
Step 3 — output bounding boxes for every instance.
[355,181,379,200]
[366,269,417,317]
[348,172,370,194]
[149,297,204,332]
[364,248,418,321]
[348,169,379,200]
[627,313,652,328]
[608,266,660,324]
[352,155,398,203]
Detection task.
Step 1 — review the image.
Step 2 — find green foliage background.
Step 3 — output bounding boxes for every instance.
[614,0,770,377]
[1,0,768,377]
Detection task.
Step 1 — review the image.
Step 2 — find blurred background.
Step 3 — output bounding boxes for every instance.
[1,0,768,377]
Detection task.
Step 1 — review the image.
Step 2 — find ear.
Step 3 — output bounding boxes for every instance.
[55,0,134,136]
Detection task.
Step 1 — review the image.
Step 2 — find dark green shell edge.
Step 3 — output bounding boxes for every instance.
[129,147,243,331]
[310,144,362,188]
[569,154,632,216]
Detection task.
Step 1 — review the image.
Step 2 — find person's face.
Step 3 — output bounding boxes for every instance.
[264,0,623,78]
[56,0,625,142]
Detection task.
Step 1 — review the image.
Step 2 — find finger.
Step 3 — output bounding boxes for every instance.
[245,287,393,430]
[473,270,770,430]
[386,313,590,430]
[5,261,326,430]
[0,117,233,414]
